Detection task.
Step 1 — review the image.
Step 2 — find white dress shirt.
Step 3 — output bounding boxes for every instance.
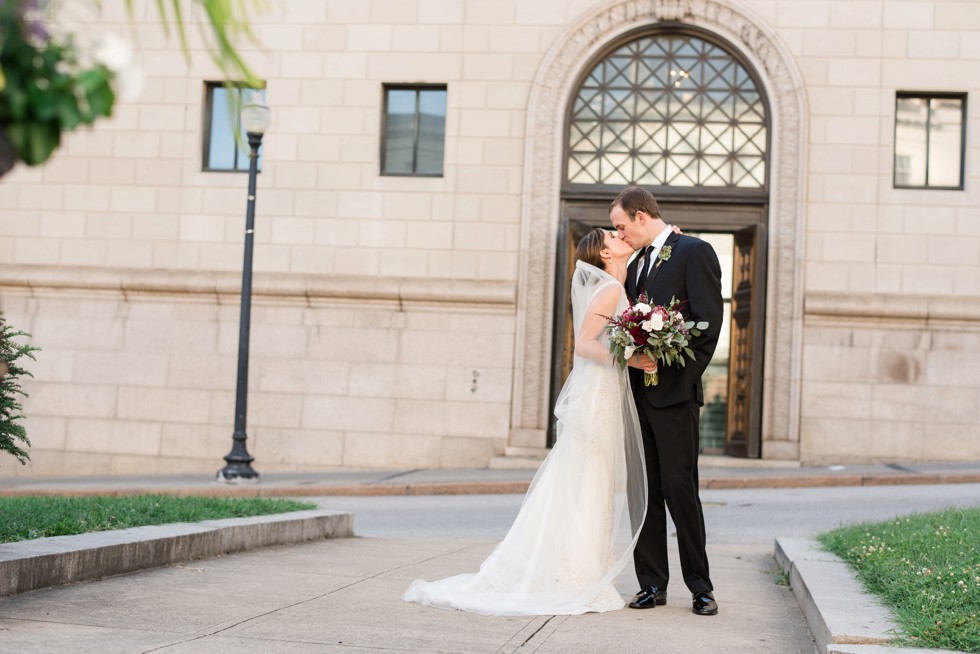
[635,225,674,285]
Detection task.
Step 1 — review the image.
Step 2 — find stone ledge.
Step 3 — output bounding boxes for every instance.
[0,264,516,308]
[805,292,980,323]
[775,537,897,654]
[0,509,353,597]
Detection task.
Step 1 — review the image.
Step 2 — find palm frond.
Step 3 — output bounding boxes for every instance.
[124,0,266,83]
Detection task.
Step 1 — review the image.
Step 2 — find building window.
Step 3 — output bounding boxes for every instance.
[894,93,966,189]
[381,85,447,176]
[203,82,266,172]
[566,31,769,190]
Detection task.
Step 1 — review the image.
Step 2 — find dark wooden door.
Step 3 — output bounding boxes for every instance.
[724,223,767,457]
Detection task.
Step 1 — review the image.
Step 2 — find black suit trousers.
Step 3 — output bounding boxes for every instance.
[633,397,713,595]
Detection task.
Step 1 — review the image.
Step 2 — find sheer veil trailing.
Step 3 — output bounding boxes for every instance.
[547,261,649,606]
[402,260,646,615]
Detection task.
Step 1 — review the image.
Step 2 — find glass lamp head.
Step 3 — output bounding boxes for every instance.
[241,101,271,135]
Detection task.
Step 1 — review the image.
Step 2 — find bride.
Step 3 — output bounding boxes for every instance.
[402,228,650,616]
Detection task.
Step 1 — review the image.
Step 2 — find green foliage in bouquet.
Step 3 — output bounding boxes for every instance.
[0,0,116,169]
[607,328,635,371]
[605,294,709,386]
[0,315,40,465]
[654,315,707,372]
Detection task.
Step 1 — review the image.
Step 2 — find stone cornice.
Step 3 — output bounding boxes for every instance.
[806,292,980,324]
[0,265,516,309]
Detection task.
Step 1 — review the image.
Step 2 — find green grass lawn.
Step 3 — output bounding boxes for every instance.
[0,495,317,543]
[819,506,980,653]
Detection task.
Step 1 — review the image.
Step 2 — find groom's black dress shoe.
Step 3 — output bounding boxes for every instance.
[692,591,718,615]
[629,586,666,609]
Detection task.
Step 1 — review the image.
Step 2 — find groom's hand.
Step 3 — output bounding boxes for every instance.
[627,354,658,373]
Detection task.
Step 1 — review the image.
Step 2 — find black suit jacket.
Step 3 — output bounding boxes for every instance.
[626,233,724,408]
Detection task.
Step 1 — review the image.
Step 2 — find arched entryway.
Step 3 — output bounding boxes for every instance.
[508,0,808,462]
[551,27,770,457]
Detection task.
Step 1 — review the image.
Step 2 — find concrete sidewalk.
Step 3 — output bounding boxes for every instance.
[0,535,818,654]
[3,471,976,652]
[2,458,980,497]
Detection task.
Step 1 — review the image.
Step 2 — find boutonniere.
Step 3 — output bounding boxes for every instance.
[655,245,672,268]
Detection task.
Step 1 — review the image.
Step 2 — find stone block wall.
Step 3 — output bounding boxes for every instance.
[800,295,980,463]
[0,269,514,475]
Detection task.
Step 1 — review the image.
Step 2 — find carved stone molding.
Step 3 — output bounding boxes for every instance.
[0,264,517,309]
[806,292,980,325]
[511,0,807,453]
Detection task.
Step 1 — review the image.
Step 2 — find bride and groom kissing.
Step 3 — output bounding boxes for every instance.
[404,185,724,618]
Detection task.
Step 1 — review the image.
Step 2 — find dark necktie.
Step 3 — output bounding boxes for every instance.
[637,245,654,290]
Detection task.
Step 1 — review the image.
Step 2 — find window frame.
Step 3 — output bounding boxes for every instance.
[560,25,772,203]
[893,91,967,191]
[201,81,267,173]
[379,83,448,178]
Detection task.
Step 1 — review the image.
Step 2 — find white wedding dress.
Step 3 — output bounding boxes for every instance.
[402,261,647,616]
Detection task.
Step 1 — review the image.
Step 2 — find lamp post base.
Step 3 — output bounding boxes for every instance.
[215,464,260,484]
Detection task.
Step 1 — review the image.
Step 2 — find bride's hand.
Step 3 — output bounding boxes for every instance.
[628,354,658,373]
[671,225,684,235]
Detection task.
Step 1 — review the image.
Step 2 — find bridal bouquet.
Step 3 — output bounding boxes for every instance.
[604,294,708,387]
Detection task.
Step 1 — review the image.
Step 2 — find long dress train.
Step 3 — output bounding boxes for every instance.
[402,261,646,616]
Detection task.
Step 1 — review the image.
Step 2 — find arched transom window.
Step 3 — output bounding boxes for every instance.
[567,31,768,189]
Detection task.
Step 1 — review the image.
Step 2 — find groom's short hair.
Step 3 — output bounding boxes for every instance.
[611,186,661,221]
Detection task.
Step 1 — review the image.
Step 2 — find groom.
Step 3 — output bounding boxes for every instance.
[609,186,724,616]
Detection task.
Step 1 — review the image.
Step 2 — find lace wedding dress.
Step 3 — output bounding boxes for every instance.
[402,261,647,616]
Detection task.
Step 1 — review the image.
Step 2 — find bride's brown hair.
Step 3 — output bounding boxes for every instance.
[575,227,607,269]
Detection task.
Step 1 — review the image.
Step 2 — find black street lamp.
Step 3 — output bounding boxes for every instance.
[217,99,271,483]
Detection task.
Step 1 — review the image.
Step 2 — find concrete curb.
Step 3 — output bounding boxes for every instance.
[826,646,970,654]
[774,539,969,654]
[0,509,353,597]
[702,472,980,490]
[0,481,532,498]
[1,472,979,499]
[775,538,896,653]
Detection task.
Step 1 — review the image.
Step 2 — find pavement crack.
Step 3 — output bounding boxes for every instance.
[368,469,419,484]
[884,463,918,473]
[495,614,565,654]
[519,615,554,647]
[0,615,183,635]
[494,616,540,654]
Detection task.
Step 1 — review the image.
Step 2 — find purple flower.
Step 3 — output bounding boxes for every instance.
[2,0,48,41]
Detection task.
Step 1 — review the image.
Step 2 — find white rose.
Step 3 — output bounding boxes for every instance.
[647,314,664,331]
[634,302,651,314]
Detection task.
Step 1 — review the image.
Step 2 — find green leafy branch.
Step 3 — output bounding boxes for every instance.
[0,0,264,172]
[0,316,40,465]
[0,5,116,166]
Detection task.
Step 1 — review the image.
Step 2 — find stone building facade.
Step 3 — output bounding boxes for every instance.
[1,0,978,476]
